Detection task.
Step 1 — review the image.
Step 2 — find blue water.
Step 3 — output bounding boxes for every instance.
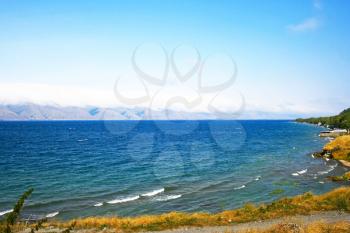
[0,120,347,220]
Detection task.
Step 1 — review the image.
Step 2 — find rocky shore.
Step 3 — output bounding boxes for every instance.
[312,135,350,181]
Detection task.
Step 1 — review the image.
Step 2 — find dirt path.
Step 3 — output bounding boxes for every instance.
[145,211,350,233]
[18,211,350,233]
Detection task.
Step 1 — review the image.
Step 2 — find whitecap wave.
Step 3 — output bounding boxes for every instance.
[298,169,307,174]
[46,212,59,218]
[94,202,103,207]
[77,139,88,142]
[292,169,307,176]
[234,185,246,190]
[0,209,13,216]
[107,195,140,204]
[255,176,261,181]
[141,188,165,197]
[317,164,337,175]
[155,195,182,201]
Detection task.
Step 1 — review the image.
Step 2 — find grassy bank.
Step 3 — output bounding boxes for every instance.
[324,135,350,162]
[35,187,350,232]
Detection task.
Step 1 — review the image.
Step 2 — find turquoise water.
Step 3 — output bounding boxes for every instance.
[0,120,347,220]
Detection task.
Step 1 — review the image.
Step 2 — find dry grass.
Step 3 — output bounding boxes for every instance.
[324,135,350,161]
[40,187,350,232]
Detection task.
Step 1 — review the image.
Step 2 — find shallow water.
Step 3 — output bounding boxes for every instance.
[0,120,347,220]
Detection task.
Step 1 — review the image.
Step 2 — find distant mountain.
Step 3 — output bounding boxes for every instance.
[0,103,216,121]
[296,108,350,129]
[0,103,309,120]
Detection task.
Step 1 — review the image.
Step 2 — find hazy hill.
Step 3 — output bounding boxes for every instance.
[0,103,216,121]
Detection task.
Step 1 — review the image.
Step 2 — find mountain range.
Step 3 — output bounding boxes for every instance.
[0,103,308,120]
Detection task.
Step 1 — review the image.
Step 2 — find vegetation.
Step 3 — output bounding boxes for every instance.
[0,188,33,233]
[0,189,75,233]
[42,187,350,232]
[2,187,350,232]
[296,108,350,129]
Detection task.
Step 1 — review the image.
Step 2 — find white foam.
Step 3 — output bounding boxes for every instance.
[325,158,330,161]
[234,185,246,190]
[292,169,308,176]
[107,195,140,204]
[298,169,307,174]
[141,188,165,197]
[46,212,59,218]
[0,209,13,216]
[317,165,337,175]
[255,176,261,181]
[311,154,315,158]
[155,195,182,201]
[319,181,325,184]
[94,202,103,207]
[77,139,88,142]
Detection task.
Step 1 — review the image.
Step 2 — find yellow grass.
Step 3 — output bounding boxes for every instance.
[43,187,350,232]
[324,135,350,161]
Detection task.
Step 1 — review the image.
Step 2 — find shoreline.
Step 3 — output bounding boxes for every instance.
[9,187,350,233]
[2,120,350,232]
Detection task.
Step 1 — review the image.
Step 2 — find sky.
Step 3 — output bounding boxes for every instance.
[0,0,349,118]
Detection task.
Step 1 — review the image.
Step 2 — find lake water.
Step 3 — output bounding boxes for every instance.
[0,120,347,220]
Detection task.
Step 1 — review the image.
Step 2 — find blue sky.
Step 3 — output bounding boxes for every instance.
[0,0,349,117]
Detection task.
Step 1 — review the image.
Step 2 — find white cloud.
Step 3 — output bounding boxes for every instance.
[287,17,320,32]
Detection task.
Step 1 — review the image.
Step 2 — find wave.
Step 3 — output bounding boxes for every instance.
[234,185,246,190]
[0,209,13,216]
[298,169,307,174]
[317,164,337,175]
[46,212,59,218]
[292,169,307,176]
[77,139,88,142]
[94,202,103,207]
[155,195,182,201]
[107,195,140,204]
[141,188,165,197]
[254,175,261,181]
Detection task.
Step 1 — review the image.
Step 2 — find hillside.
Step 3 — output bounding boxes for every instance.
[296,108,350,129]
